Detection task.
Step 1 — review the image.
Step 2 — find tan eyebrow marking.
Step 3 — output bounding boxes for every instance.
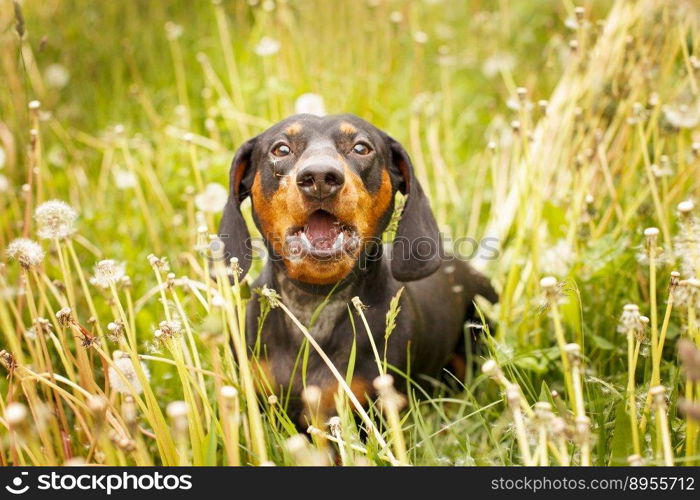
[285,122,303,135]
[339,122,357,135]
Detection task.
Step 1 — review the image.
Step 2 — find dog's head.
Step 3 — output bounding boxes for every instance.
[218,114,440,284]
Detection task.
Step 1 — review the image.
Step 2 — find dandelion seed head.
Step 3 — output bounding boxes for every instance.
[651,163,673,177]
[541,240,574,276]
[294,93,326,117]
[618,303,646,341]
[663,102,700,129]
[481,359,500,378]
[156,319,182,339]
[5,402,27,426]
[506,96,534,112]
[413,31,428,44]
[112,168,137,190]
[389,11,403,24]
[673,209,700,276]
[220,385,238,400]
[34,200,77,240]
[146,253,169,271]
[55,307,73,327]
[285,434,308,454]
[164,22,183,40]
[7,238,44,269]
[108,353,148,395]
[194,183,228,213]
[254,36,280,56]
[87,395,108,415]
[539,276,558,290]
[678,200,695,213]
[301,385,322,406]
[482,52,515,78]
[166,400,188,419]
[90,260,126,289]
[44,63,70,89]
[24,326,37,340]
[107,320,125,342]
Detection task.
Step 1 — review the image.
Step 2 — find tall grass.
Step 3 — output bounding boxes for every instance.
[0,0,699,465]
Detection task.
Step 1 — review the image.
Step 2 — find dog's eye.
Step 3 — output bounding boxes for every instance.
[352,142,372,155]
[271,143,291,157]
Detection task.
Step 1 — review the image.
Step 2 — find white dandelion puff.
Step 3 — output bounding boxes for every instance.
[166,400,189,419]
[34,200,77,240]
[482,52,515,78]
[44,63,70,89]
[7,238,44,269]
[413,31,429,44]
[662,102,700,129]
[4,402,28,426]
[294,93,326,116]
[164,22,183,40]
[389,11,403,23]
[108,351,149,395]
[540,240,574,276]
[254,36,281,56]
[155,319,182,340]
[673,204,700,277]
[90,260,126,289]
[194,183,228,213]
[506,96,534,112]
[113,169,138,190]
[617,303,647,341]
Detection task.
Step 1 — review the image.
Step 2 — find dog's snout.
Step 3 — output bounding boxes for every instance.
[296,164,345,200]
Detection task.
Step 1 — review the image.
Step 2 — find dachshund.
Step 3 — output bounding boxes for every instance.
[217,113,497,425]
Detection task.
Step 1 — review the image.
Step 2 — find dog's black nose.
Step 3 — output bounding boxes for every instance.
[296,164,345,200]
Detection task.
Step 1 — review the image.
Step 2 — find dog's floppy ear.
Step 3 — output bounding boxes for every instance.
[217,137,257,277]
[387,136,442,281]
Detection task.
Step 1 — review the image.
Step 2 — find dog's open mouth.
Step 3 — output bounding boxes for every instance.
[285,210,360,260]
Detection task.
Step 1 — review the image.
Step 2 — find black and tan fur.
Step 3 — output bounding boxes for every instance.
[218,114,497,424]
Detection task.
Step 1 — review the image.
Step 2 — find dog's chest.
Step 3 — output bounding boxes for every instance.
[278,283,352,341]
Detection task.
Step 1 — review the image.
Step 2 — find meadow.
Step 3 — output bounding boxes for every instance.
[0,0,699,466]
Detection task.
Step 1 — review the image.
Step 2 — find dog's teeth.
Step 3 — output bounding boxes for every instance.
[332,232,344,250]
[300,232,312,248]
[346,236,360,252]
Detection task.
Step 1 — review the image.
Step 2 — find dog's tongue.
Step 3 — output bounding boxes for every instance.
[305,211,340,249]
